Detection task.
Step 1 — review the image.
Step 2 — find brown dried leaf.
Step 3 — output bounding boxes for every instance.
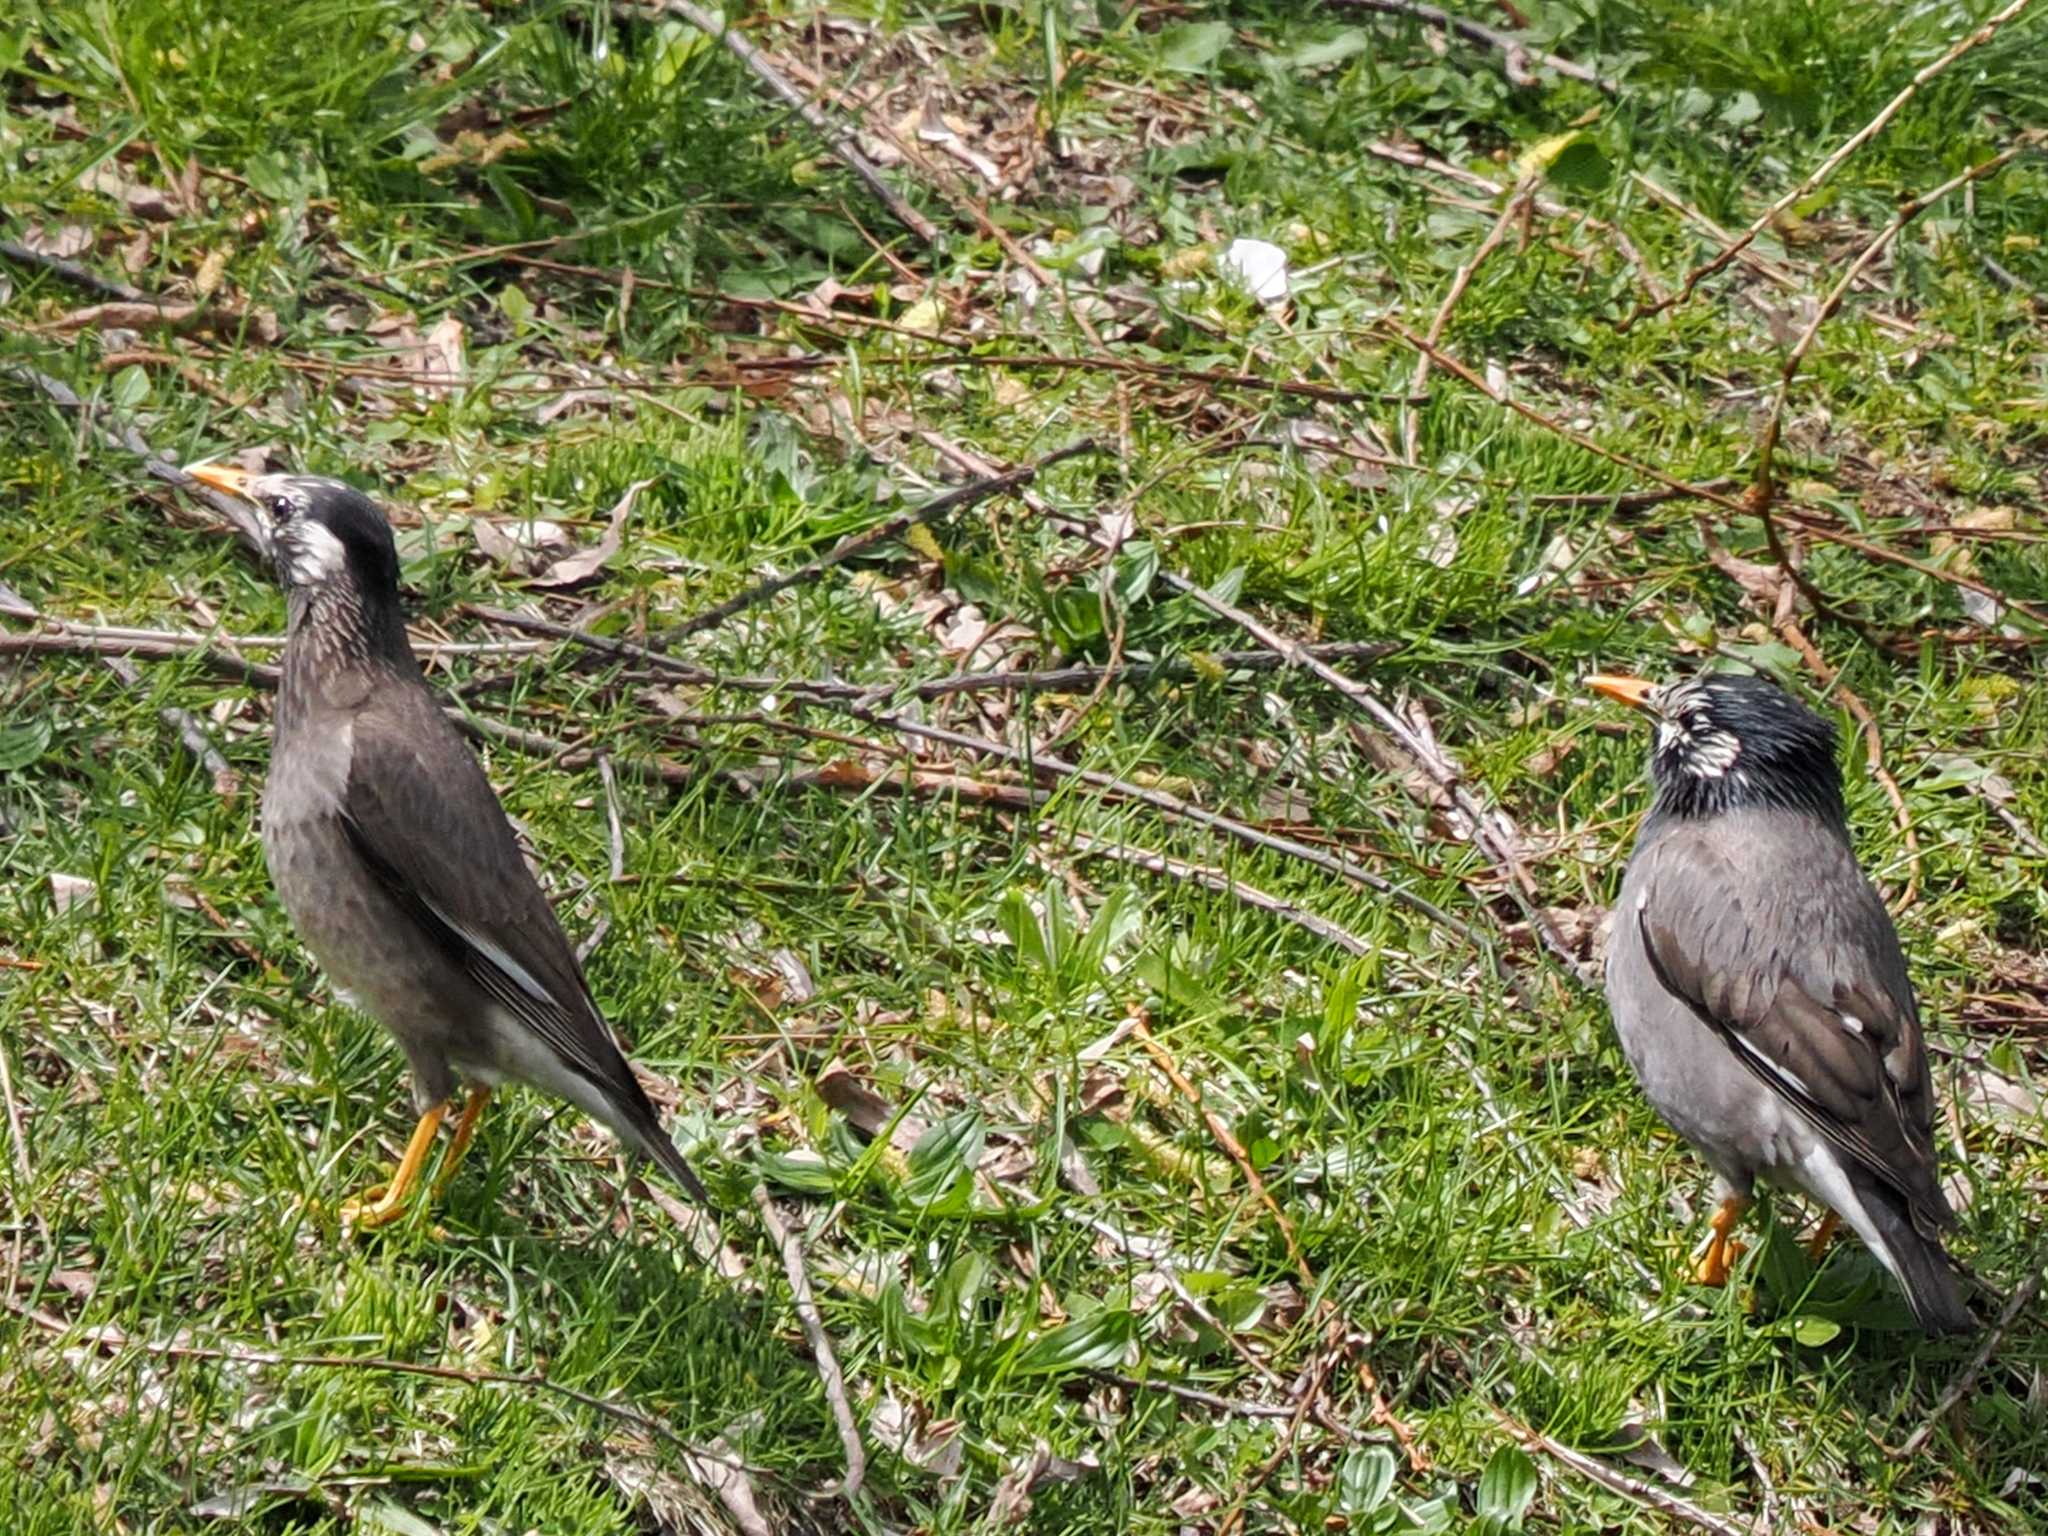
[79,163,175,221]
[421,313,465,393]
[527,478,649,589]
[20,221,94,259]
[193,248,228,299]
[989,1441,1099,1525]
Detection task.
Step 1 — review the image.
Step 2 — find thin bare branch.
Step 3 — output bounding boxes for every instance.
[1622,0,2039,329]
[1752,133,2044,503]
[667,439,1097,641]
[5,1298,760,1478]
[1404,185,1532,462]
[7,362,271,558]
[1327,0,1617,92]
[1890,1247,2046,1459]
[0,239,153,302]
[649,1,940,245]
[750,1185,866,1501]
[1072,834,1373,955]
[1501,1410,1749,1536]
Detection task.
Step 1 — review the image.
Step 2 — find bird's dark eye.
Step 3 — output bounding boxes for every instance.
[267,494,295,524]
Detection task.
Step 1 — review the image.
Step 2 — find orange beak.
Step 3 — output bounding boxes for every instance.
[183,462,255,499]
[1586,674,1660,713]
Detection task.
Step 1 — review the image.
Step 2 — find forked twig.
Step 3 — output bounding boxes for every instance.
[1889,1245,2046,1459]
[1403,186,1532,463]
[1751,133,2044,504]
[1327,0,1617,92]
[1499,1409,1747,1536]
[1622,0,2038,330]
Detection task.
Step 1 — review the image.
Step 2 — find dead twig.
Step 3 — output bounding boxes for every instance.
[1360,139,1666,302]
[1776,510,2048,634]
[931,352,1423,407]
[1889,1245,2046,1459]
[1124,1010,1427,1474]
[0,239,154,302]
[1218,1334,1342,1536]
[1072,835,1374,956]
[1499,1410,1749,1536]
[1147,566,1586,983]
[1327,0,1617,92]
[0,1039,32,1192]
[1751,133,2044,507]
[6,362,270,559]
[1622,0,2038,330]
[667,439,1097,641]
[5,1298,762,1480]
[0,625,281,688]
[837,701,1489,959]
[1403,185,1533,462]
[1377,322,1749,518]
[649,1,938,245]
[1773,622,1921,908]
[1129,1007,1311,1287]
[750,1184,865,1501]
[575,755,628,965]
[98,654,242,799]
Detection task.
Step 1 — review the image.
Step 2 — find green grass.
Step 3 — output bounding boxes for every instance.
[4,0,2047,1530]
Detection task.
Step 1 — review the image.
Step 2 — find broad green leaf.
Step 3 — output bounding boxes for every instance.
[1337,1445,1395,1514]
[1157,21,1230,72]
[1288,29,1370,71]
[756,1149,836,1195]
[1477,1444,1538,1529]
[999,889,1051,972]
[1012,1307,1137,1374]
[903,1111,984,1210]
[109,364,149,409]
[1793,1315,1842,1347]
[497,283,534,332]
[0,720,52,772]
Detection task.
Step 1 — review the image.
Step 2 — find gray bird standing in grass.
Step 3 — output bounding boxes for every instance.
[1590,670,1970,1334]
[186,463,707,1227]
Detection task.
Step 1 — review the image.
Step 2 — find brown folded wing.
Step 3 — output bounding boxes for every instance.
[336,685,651,1113]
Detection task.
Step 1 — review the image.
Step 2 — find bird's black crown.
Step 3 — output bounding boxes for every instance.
[1643,672,1845,824]
[260,475,401,598]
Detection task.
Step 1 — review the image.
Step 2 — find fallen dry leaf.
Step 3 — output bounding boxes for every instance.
[528,477,650,589]
[49,300,278,342]
[20,221,94,259]
[79,162,175,221]
[989,1441,1100,1525]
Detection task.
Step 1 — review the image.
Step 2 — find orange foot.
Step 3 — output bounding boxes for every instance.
[1692,1194,1753,1287]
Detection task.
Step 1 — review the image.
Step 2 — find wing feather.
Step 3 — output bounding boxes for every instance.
[336,687,649,1109]
[1634,827,1951,1236]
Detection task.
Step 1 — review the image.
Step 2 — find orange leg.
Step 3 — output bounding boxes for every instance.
[1693,1194,1752,1287]
[431,1087,493,1198]
[340,1100,449,1229]
[1805,1210,1841,1263]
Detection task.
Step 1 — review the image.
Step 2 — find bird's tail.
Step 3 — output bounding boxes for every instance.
[599,1071,712,1208]
[1858,1179,1972,1335]
[641,1124,711,1208]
